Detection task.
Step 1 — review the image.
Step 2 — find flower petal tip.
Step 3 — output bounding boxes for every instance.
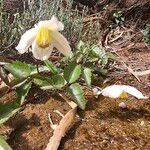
[15,46,24,54]
[101,85,149,99]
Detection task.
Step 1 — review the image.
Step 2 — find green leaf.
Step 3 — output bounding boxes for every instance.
[50,75,66,89]
[143,24,150,44]
[91,45,106,58]
[44,60,59,74]
[95,67,108,75]
[0,80,31,124]
[32,75,51,87]
[84,62,95,69]
[4,61,35,79]
[64,63,81,84]
[0,102,19,124]
[91,45,108,67]
[16,81,32,105]
[76,40,89,54]
[83,67,92,86]
[106,52,118,60]
[69,83,87,110]
[41,75,66,90]
[0,135,12,150]
[30,66,49,75]
[76,40,85,50]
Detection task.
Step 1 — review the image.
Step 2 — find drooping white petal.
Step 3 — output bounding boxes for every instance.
[122,85,149,99]
[101,85,124,98]
[16,28,37,54]
[32,41,53,60]
[52,31,72,57]
[37,15,64,31]
[101,85,149,99]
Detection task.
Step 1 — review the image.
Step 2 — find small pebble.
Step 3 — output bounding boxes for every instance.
[140,121,144,126]
[119,102,126,108]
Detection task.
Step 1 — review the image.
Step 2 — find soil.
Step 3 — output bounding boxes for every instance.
[0,44,150,149]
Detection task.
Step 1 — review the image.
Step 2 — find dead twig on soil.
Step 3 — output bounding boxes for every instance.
[134,69,150,76]
[124,64,141,82]
[45,96,77,150]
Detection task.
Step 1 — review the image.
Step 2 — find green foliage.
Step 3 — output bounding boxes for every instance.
[0,40,116,124]
[48,75,66,89]
[30,66,49,75]
[44,60,59,74]
[64,62,81,84]
[69,83,87,110]
[32,74,66,90]
[0,81,31,124]
[32,75,52,87]
[0,135,12,150]
[4,61,35,79]
[143,24,150,44]
[16,81,32,105]
[0,102,19,124]
[83,67,92,86]
[90,45,108,67]
[74,40,115,70]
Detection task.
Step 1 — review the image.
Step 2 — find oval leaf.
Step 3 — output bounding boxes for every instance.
[0,102,19,124]
[44,60,59,74]
[0,81,32,124]
[83,67,92,86]
[32,75,52,87]
[16,81,32,105]
[64,63,81,84]
[50,74,66,89]
[69,83,87,110]
[0,135,12,150]
[40,75,66,90]
[4,61,34,79]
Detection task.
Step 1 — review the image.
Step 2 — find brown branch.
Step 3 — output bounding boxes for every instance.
[134,69,150,76]
[45,101,77,150]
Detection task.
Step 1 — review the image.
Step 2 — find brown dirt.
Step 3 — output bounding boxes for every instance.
[0,44,150,149]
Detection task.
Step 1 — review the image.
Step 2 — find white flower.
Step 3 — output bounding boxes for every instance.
[101,85,149,99]
[16,16,72,60]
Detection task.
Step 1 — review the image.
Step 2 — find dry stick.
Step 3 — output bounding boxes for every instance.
[109,31,124,43]
[45,94,77,150]
[135,69,150,76]
[124,64,141,82]
[103,30,142,82]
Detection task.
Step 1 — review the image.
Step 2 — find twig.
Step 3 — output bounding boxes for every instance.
[54,110,64,118]
[134,69,150,76]
[83,16,104,23]
[45,94,77,150]
[48,114,57,130]
[109,31,124,43]
[125,65,140,82]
